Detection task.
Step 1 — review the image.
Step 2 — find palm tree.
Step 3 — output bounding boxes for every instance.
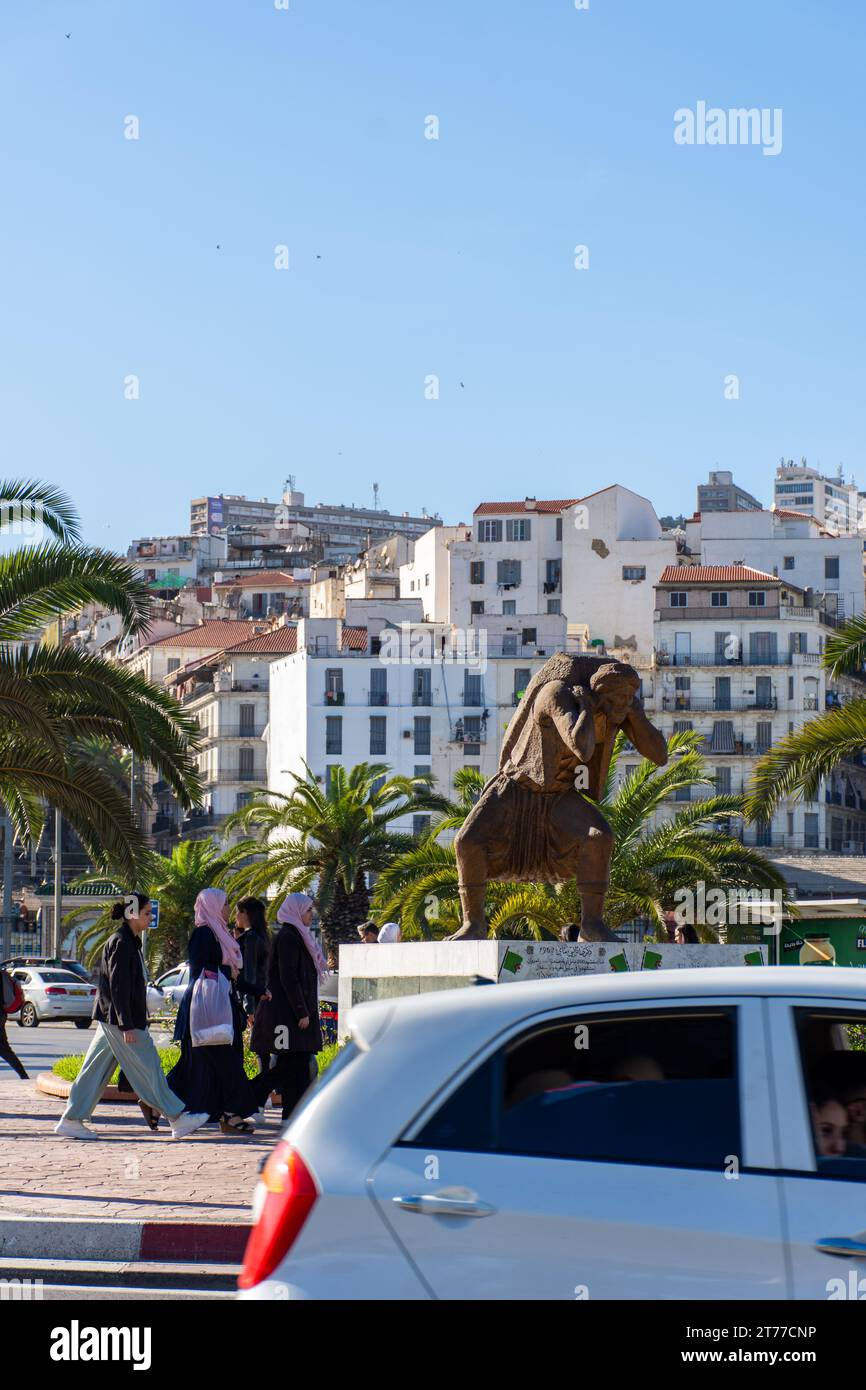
[0,479,202,879]
[374,732,791,940]
[219,762,450,953]
[65,840,238,973]
[748,614,866,821]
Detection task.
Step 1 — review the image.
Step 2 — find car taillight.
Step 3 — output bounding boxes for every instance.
[44,987,67,995]
[238,1142,317,1290]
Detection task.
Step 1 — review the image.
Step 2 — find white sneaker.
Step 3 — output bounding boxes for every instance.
[54,1117,99,1140]
[169,1110,210,1141]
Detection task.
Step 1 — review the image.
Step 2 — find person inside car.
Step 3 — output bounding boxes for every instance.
[809,1085,848,1158]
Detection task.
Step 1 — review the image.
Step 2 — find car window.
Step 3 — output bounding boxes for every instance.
[795,1009,866,1180]
[406,1008,739,1172]
[158,970,182,988]
[12,971,29,984]
[37,970,87,984]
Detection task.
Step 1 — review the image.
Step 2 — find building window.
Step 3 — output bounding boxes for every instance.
[239,746,255,780]
[167,658,181,673]
[514,669,531,703]
[788,675,794,699]
[502,600,516,616]
[369,716,387,756]
[414,716,431,755]
[470,560,485,584]
[325,716,342,755]
[555,517,563,540]
[413,815,431,838]
[711,592,728,607]
[506,518,531,542]
[369,668,387,706]
[502,633,517,655]
[236,792,252,811]
[783,556,795,570]
[413,668,431,706]
[546,599,561,614]
[477,519,502,543]
[497,559,522,588]
[325,669,343,704]
[470,600,485,616]
[825,556,840,580]
[622,566,646,582]
[239,703,256,734]
[669,592,687,607]
[522,628,537,647]
[545,559,562,590]
[756,722,773,751]
[414,764,431,779]
[463,716,482,756]
[464,673,483,706]
[748,591,766,607]
[714,766,732,795]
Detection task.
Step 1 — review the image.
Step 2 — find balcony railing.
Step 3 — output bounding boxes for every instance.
[368,692,389,706]
[655,651,792,668]
[412,691,432,706]
[324,690,345,705]
[657,605,782,621]
[662,696,778,713]
[181,682,214,704]
[199,725,264,743]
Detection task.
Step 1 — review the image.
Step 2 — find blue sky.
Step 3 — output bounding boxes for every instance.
[1,0,864,544]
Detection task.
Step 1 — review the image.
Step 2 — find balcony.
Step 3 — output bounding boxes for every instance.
[181,681,214,705]
[412,691,432,706]
[451,722,488,746]
[663,696,778,713]
[324,690,345,706]
[656,606,781,621]
[368,692,389,706]
[199,725,265,744]
[655,651,792,668]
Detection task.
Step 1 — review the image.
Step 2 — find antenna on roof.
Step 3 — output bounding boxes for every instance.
[373,482,379,511]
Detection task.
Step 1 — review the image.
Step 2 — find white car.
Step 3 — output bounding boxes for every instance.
[238,966,866,1301]
[9,967,97,1028]
[146,964,190,1017]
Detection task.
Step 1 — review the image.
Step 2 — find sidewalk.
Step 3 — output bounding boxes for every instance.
[0,1075,273,1259]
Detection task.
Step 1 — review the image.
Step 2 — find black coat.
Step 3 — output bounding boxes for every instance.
[258,924,322,1054]
[238,924,271,1013]
[93,922,147,1031]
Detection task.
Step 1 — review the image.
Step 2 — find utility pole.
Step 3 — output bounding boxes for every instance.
[52,808,62,958]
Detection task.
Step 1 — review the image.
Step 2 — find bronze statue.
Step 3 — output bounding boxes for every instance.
[452,654,668,940]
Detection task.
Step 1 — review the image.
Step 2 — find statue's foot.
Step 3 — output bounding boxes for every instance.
[447,922,489,941]
[577,920,620,943]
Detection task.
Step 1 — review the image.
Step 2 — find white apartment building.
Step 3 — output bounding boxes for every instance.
[773,460,865,535]
[267,605,569,828]
[627,565,832,852]
[212,569,308,619]
[127,532,227,588]
[401,488,678,657]
[684,508,864,619]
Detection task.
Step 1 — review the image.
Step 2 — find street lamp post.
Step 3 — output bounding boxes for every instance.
[52,807,62,957]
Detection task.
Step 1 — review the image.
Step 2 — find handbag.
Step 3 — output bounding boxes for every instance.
[189,968,234,1047]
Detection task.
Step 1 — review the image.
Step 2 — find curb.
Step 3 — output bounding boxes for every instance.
[35,1073,137,1103]
[0,1216,251,1265]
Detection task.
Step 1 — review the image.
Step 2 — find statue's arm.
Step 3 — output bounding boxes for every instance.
[542,682,596,763]
[623,702,668,766]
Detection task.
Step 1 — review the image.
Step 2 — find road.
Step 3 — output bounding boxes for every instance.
[3,1021,175,1077]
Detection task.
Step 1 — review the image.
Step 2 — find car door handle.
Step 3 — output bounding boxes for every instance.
[815,1237,866,1258]
[393,1194,496,1218]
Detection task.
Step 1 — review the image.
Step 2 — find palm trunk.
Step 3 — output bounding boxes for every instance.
[322,872,370,956]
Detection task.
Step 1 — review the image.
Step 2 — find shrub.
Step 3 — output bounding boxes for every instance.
[52,1038,344,1083]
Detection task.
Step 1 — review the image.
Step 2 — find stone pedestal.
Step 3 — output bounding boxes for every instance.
[336,939,767,1032]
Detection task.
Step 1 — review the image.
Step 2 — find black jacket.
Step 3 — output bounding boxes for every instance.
[262,923,323,1054]
[238,924,271,1012]
[173,925,246,1046]
[93,922,148,1031]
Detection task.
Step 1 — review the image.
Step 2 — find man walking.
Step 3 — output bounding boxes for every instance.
[55,893,210,1141]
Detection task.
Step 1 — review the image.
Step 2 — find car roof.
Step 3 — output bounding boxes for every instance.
[347,966,866,1047]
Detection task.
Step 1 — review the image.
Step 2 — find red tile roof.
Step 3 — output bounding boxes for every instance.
[224,626,298,655]
[658,565,779,584]
[153,620,268,648]
[772,507,824,526]
[341,626,369,651]
[213,570,303,589]
[474,499,581,516]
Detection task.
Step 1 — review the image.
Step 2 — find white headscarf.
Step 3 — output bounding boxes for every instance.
[377,922,401,944]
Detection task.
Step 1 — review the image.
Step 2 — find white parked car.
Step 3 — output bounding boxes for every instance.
[146,964,189,1017]
[9,967,97,1028]
[238,967,866,1301]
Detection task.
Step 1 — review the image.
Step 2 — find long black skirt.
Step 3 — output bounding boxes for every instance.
[166,1034,259,1121]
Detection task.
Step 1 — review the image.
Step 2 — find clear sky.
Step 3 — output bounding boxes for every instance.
[2,0,864,545]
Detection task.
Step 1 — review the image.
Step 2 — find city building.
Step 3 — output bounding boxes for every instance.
[190,494,281,536]
[212,569,308,619]
[696,469,763,513]
[627,564,833,851]
[773,459,864,534]
[266,604,571,828]
[127,532,227,591]
[683,507,864,619]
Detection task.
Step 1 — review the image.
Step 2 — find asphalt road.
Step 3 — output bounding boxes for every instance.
[3,1021,176,1077]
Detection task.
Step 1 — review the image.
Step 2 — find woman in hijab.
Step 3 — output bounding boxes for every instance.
[253,893,328,1123]
[377,922,401,943]
[167,887,259,1135]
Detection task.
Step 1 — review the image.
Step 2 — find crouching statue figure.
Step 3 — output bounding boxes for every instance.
[452,654,668,941]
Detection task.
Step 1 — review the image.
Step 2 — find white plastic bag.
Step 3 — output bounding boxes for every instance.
[190,969,234,1047]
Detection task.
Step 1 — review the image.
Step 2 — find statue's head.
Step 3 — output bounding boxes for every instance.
[588,661,640,727]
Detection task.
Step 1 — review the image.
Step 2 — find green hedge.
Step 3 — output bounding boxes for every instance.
[53,1039,344,1084]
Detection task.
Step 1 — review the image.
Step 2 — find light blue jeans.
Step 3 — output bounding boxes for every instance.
[62,1023,185,1122]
